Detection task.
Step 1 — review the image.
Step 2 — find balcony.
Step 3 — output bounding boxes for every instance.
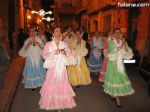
[102,0,117,7]
[87,0,102,14]
[54,0,123,15]
[55,1,75,15]
[74,1,88,14]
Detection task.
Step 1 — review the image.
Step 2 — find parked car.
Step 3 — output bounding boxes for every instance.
[138,54,150,95]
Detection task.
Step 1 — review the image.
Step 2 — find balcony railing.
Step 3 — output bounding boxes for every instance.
[55,2,75,14]
[74,1,88,14]
[55,0,122,15]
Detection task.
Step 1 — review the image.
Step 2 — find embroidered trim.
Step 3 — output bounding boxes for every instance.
[24,83,43,89]
[23,76,45,80]
[39,104,76,110]
[68,74,90,78]
[71,82,92,86]
[100,71,106,74]
[99,79,104,82]
[88,69,100,72]
[87,61,102,67]
[40,94,76,99]
[104,89,135,97]
[104,81,131,87]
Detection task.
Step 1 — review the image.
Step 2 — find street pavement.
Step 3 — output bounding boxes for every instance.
[10,66,150,112]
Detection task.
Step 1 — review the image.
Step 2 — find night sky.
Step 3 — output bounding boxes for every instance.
[40,0,54,17]
[40,0,54,11]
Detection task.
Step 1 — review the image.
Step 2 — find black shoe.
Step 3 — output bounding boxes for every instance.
[31,89,36,91]
[76,85,81,88]
[115,101,122,108]
[111,97,115,101]
[115,102,122,108]
[117,104,122,108]
[94,72,99,77]
[109,95,115,101]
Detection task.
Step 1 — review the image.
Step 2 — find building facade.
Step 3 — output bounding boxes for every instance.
[0,0,41,52]
[54,0,150,57]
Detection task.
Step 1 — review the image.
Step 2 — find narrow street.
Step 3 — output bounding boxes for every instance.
[10,67,150,112]
[0,0,150,112]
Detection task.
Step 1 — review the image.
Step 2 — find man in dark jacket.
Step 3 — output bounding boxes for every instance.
[17,28,27,50]
[79,26,88,42]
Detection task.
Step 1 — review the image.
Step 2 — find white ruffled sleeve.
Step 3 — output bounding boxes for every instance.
[79,40,88,57]
[64,44,76,66]
[122,43,133,60]
[18,39,29,58]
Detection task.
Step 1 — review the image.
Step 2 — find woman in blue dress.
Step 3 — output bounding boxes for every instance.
[19,28,46,90]
[87,31,104,75]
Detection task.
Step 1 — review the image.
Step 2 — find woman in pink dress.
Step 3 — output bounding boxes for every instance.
[39,26,76,112]
[99,28,114,82]
[99,37,108,82]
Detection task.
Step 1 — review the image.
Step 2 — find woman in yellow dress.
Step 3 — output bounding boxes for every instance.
[67,30,92,86]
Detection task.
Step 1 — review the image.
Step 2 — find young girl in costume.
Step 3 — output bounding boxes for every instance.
[39,26,76,112]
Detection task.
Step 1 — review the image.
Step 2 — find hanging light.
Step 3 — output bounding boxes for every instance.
[38,9,45,17]
[42,17,54,22]
[31,9,52,17]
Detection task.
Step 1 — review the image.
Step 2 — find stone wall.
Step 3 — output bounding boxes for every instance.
[136,7,150,57]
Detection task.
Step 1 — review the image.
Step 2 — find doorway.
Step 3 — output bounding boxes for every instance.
[93,20,98,32]
[127,7,140,48]
[103,14,111,33]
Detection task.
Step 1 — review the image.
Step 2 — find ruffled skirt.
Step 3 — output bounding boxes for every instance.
[67,58,92,86]
[22,58,46,88]
[87,52,103,72]
[39,67,76,110]
[103,61,134,97]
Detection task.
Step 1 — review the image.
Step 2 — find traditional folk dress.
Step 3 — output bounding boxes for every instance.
[99,37,109,82]
[67,39,92,86]
[19,36,46,89]
[87,36,104,73]
[103,38,135,97]
[39,40,76,110]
